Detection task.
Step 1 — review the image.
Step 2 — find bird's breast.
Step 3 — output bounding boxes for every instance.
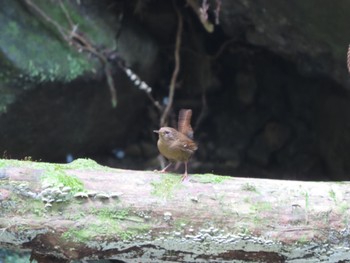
[157,139,195,162]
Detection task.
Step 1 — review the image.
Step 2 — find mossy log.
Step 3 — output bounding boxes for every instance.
[0,159,350,262]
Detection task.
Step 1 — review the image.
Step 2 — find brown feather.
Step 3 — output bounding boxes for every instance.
[178,109,194,139]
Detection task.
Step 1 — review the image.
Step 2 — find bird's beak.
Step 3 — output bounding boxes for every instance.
[153,130,159,134]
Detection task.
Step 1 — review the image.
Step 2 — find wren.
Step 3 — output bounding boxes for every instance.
[154,109,198,181]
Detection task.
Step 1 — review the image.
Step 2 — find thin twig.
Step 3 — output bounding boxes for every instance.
[160,0,183,127]
[24,0,68,41]
[186,0,213,33]
[104,64,117,107]
[59,0,75,29]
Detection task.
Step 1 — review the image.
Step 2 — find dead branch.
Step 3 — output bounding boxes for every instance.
[186,0,214,33]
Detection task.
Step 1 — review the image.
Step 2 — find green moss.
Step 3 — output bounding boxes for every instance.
[8,195,45,217]
[0,158,45,169]
[241,183,258,192]
[8,21,20,36]
[252,215,263,224]
[328,188,337,204]
[303,191,310,211]
[0,158,107,193]
[191,173,231,184]
[19,158,105,171]
[91,207,130,220]
[296,234,309,245]
[89,207,145,224]
[62,216,123,243]
[66,211,87,221]
[41,166,85,194]
[243,197,251,203]
[62,208,150,242]
[62,224,109,243]
[65,54,91,82]
[33,0,115,48]
[151,174,182,199]
[0,0,117,88]
[0,158,110,194]
[66,158,108,171]
[22,200,45,217]
[118,224,151,241]
[29,0,116,82]
[239,227,251,235]
[250,201,272,212]
[174,219,191,229]
[339,202,349,214]
[0,7,91,83]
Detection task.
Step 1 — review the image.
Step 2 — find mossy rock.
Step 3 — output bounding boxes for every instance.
[0,0,117,113]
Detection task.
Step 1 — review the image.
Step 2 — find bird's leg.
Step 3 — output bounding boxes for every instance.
[181,162,188,181]
[160,162,172,173]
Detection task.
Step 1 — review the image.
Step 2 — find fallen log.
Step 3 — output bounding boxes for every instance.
[0,158,349,262]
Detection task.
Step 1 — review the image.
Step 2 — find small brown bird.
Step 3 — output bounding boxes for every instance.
[154,109,198,181]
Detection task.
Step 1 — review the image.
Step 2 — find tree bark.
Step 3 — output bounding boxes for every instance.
[0,159,350,262]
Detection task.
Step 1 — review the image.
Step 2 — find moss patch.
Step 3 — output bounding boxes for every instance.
[2,192,47,218]
[61,223,113,243]
[191,173,231,184]
[328,188,337,204]
[16,199,45,217]
[339,202,349,214]
[0,1,95,83]
[66,158,111,171]
[63,222,150,243]
[0,158,113,194]
[0,0,117,113]
[91,207,129,220]
[241,183,258,192]
[41,167,85,194]
[174,219,191,230]
[0,0,117,82]
[250,201,273,212]
[151,174,182,199]
[62,207,150,242]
